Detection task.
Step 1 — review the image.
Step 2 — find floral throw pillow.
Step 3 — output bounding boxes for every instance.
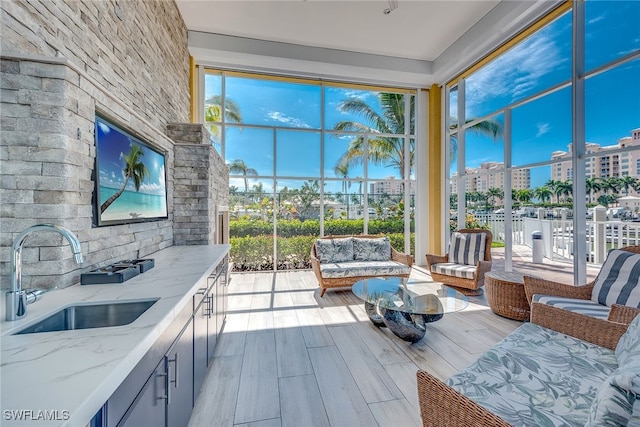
[615,313,640,368]
[315,238,354,263]
[586,362,640,427]
[353,237,391,262]
[331,238,355,262]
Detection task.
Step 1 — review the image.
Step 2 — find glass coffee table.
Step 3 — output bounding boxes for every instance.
[352,277,469,343]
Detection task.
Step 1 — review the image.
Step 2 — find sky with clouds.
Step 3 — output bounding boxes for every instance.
[205,2,639,192]
[451,3,639,187]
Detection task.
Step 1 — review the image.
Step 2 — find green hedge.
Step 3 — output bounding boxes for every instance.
[230,218,412,238]
[230,232,414,271]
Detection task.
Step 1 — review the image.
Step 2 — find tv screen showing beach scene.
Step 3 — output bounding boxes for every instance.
[94,116,168,226]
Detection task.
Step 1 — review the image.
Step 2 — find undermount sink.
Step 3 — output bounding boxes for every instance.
[14,299,158,335]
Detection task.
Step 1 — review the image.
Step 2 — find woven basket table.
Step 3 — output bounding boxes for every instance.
[485,271,533,321]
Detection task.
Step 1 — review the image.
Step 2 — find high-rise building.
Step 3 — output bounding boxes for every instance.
[369,178,415,196]
[550,128,640,197]
[450,162,530,201]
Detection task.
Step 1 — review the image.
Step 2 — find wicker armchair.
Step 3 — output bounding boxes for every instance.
[523,245,640,323]
[416,302,640,427]
[425,229,492,295]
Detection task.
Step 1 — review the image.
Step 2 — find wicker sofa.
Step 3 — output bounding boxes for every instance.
[310,235,413,297]
[417,302,640,427]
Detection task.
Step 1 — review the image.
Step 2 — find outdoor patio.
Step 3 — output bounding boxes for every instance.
[188,245,592,427]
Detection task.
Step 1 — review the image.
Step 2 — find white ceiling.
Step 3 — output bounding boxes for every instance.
[176,1,500,62]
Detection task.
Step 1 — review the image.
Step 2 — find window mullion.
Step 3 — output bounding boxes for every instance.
[572,0,587,285]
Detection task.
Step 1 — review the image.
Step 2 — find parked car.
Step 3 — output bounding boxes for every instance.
[607,207,626,218]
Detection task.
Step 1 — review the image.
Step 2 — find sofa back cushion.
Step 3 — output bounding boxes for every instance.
[615,313,640,367]
[586,362,640,427]
[591,249,640,307]
[448,232,486,266]
[315,237,354,263]
[353,237,391,262]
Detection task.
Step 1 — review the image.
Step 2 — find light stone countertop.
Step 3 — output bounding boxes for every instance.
[0,244,230,427]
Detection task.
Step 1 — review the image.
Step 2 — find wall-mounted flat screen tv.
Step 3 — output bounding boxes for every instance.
[94,115,168,226]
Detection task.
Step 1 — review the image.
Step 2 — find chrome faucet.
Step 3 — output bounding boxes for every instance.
[6,224,84,321]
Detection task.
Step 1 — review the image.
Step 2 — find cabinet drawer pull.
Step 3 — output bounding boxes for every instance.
[157,368,169,404]
[203,296,211,317]
[168,353,179,388]
[207,295,214,318]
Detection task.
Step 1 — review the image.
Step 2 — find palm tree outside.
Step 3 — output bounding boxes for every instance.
[586,177,601,204]
[619,175,638,195]
[602,176,622,198]
[100,144,150,213]
[515,188,533,204]
[229,159,258,214]
[557,180,573,204]
[204,95,242,144]
[544,179,560,204]
[487,187,504,209]
[449,119,503,162]
[534,186,552,204]
[333,92,502,224]
[333,93,414,179]
[334,163,351,194]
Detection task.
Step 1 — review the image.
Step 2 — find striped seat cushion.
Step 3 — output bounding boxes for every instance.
[533,294,610,319]
[591,249,640,308]
[448,232,486,266]
[432,262,476,280]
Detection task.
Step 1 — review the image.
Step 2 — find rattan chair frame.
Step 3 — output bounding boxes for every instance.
[425,229,493,293]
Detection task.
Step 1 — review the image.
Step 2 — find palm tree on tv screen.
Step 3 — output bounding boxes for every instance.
[100,144,150,214]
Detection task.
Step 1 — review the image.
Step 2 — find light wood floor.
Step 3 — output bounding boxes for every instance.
[188,267,522,427]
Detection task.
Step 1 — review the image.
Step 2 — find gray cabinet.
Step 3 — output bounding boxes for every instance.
[208,270,220,361]
[99,254,229,427]
[117,359,165,427]
[213,256,228,352]
[166,320,194,427]
[116,319,193,427]
[193,285,210,400]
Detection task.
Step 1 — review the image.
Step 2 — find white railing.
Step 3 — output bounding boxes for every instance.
[473,214,524,244]
[472,214,640,265]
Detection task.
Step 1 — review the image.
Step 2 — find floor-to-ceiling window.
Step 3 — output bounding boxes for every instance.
[201,72,416,271]
[447,1,640,281]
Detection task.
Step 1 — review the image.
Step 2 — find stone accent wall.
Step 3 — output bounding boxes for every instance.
[1,0,189,127]
[169,124,229,245]
[0,0,189,290]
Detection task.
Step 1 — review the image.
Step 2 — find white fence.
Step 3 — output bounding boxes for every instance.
[473,214,640,265]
